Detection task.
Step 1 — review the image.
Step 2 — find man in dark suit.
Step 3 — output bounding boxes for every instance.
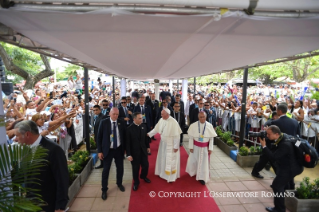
[170,94,184,115]
[101,99,111,117]
[126,112,151,191]
[14,120,69,212]
[146,92,159,139]
[190,99,208,125]
[93,105,107,169]
[97,108,126,200]
[260,126,303,212]
[119,98,133,127]
[133,96,152,133]
[189,98,199,119]
[171,102,186,146]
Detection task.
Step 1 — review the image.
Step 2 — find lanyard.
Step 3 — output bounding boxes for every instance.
[198,121,206,138]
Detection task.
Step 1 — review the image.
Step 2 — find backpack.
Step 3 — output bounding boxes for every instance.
[286,134,319,168]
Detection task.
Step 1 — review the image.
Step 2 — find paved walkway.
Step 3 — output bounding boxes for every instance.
[69,135,298,212]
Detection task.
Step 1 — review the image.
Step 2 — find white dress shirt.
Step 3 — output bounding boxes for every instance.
[110,118,121,148]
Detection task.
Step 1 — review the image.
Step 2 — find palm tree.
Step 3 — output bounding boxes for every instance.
[0,144,48,212]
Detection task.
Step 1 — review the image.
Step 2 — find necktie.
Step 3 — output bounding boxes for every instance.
[141,106,144,114]
[94,115,98,125]
[141,106,145,123]
[124,107,127,116]
[102,109,105,115]
[113,122,117,149]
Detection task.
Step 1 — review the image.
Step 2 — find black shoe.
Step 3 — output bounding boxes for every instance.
[265,207,279,212]
[143,178,151,183]
[118,185,125,192]
[148,152,151,155]
[251,172,264,179]
[133,185,138,191]
[180,143,183,147]
[95,165,103,169]
[101,191,107,200]
[265,163,271,171]
[199,180,205,185]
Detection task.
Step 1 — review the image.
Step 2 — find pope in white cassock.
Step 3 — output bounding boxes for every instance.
[186,111,217,185]
[148,108,182,182]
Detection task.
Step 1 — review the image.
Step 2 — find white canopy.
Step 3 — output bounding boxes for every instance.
[0,8,319,80]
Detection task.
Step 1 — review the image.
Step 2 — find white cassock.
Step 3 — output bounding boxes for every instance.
[186,121,217,183]
[148,116,182,182]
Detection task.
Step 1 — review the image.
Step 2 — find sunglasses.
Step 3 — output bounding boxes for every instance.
[103,104,108,106]
[205,105,210,106]
[121,102,127,104]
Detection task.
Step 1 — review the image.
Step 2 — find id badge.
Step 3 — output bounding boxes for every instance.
[199,137,204,142]
[143,114,146,119]
[110,134,114,142]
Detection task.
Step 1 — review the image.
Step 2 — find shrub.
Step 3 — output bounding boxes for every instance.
[71,151,90,173]
[239,146,249,156]
[226,139,235,147]
[68,164,76,185]
[215,126,223,137]
[255,146,262,155]
[90,137,97,149]
[296,177,319,199]
[221,131,232,142]
[249,146,256,155]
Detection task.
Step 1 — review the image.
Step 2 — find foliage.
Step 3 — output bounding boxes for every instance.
[221,131,232,142]
[296,177,319,199]
[90,136,97,149]
[0,144,48,212]
[215,126,223,137]
[1,42,44,84]
[239,146,249,156]
[56,64,83,81]
[311,91,319,100]
[226,139,235,147]
[67,164,76,186]
[70,151,90,173]
[238,145,262,156]
[249,146,256,155]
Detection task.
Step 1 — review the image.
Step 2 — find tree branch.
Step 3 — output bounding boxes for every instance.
[0,43,29,79]
[33,55,54,82]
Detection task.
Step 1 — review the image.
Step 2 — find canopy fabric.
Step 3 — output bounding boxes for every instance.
[0,8,319,80]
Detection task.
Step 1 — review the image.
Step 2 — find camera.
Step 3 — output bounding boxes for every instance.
[249,131,267,139]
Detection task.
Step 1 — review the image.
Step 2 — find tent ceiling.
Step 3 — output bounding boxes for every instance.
[0,7,319,80]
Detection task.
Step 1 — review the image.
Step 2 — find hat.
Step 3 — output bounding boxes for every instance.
[163,108,170,115]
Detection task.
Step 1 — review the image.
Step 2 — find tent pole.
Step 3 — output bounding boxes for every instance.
[194,77,196,95]
[112,76,116,106]
[84,67,90,153]
[239,68,248,148]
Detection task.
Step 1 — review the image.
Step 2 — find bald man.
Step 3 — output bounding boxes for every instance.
[97,108,126,200]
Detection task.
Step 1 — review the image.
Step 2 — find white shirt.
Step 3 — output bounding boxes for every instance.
[110,118,121,148]
[30,135,42,148]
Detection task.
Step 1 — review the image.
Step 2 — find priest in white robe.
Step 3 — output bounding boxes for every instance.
[186,111,217,185]
[148,108,182,182]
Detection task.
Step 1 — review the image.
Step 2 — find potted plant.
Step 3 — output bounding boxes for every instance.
[285,177,319,212]
[0,144,48,212]
[236,146,261,167]
[70,151,92,186]
[67,164,81,206]
[90,136,97,153]
[216,131,237,156]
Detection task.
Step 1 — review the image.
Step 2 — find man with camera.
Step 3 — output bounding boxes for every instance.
[251,104,299,179]
[260,125,303,212]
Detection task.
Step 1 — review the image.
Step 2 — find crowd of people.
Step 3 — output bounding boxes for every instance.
[3,75,319,212]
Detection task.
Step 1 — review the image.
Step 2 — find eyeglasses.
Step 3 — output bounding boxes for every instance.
[121,102,127,104]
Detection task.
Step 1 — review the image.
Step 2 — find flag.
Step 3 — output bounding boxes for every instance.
[299,87,308,100]
[234,95,241,106]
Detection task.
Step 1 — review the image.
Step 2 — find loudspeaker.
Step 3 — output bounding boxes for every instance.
[2,82,13,96]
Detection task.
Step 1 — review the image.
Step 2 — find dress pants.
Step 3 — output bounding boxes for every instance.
[180,134,183,145]
[131,151,149,186]
[252,152,277,174]
[101,146,124,192]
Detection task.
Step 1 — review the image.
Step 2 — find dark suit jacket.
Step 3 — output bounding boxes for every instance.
[119,106,133,125]
[126,123,150,158]
[263,134,303,177]
[270,115,300,136]
[101,107,111,117]
[30,137,69,212]
[170,100,185,115]
[156,105,173,124]
[146,99,159,127]
[190,108,209,124]
[170,110,186,130]
[189,103,197,115]
[133,104,153,129]
[97,118,126,157]
[94,113,107,140]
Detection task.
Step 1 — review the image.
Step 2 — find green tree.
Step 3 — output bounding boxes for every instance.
[0,42,54,89]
